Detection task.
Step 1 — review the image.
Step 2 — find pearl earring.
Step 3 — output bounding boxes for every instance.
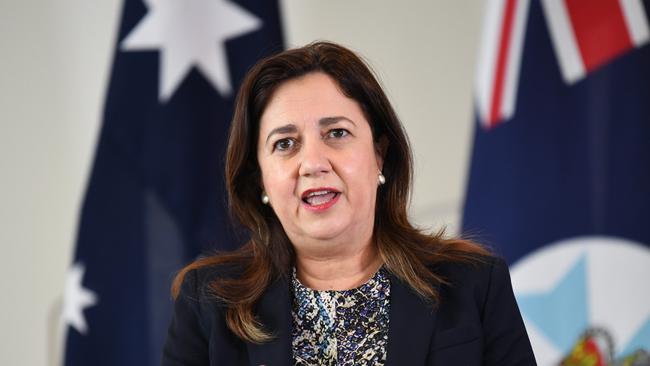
[378,172,386,185]
[261,192,270,205]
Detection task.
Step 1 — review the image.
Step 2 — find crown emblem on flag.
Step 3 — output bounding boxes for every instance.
[561,327,650,366]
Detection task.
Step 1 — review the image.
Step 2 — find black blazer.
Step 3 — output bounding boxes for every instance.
[161,257,536,365]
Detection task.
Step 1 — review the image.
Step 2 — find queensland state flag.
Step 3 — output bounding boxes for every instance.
[463,0,650,364]
[61,0,283,365]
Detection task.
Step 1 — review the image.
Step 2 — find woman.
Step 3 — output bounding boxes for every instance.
[162,42,536,365]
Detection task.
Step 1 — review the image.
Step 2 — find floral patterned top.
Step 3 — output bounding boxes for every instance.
[290,267,391,366]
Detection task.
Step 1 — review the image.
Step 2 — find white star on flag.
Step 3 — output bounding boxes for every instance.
[62,262,98,335]
[121,0,262,102]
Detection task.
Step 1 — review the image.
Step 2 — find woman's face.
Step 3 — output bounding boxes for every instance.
[257,72,384,250]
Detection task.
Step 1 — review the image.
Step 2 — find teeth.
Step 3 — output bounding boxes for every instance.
[304,192,337,206]
[307,190,331,197]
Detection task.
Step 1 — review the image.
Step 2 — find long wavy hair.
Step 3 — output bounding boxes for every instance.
[172,41,489,343]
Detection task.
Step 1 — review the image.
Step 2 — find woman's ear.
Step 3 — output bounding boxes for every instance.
[374,135,389,170]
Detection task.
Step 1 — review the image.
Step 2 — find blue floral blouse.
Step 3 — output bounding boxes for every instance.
[290,267,391,365]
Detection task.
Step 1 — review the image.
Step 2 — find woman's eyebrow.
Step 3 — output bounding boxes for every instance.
[319,116,356,127]
[265,124,297,144]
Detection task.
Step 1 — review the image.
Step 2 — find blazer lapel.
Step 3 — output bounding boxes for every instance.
[384,273,438,366]
[246,277,292,366]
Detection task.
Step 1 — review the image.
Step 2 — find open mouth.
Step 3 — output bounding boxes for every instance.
[301,188,341,210]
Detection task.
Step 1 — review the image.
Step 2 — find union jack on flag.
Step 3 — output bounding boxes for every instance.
[475,0,650,129]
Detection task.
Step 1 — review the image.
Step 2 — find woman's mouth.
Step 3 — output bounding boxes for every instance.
[301,188,340,211]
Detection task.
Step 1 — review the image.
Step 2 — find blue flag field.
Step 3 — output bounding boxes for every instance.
[62,0,283,364]
[464,0,650,364]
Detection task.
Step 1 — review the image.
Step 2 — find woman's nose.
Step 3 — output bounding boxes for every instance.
[298,139,332,177]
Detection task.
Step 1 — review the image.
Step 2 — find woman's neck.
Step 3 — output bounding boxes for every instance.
[294,243,383,291]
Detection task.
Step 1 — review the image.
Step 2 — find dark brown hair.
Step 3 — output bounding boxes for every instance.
[172,41,489,343]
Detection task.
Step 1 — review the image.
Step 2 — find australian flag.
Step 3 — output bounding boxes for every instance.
[62,0,283,365]
[463,0,650,364]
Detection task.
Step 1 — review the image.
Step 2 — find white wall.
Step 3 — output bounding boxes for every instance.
[0,1,122,365]
[0,1,483,364]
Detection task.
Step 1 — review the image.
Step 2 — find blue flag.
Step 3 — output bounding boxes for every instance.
[62,0,283,364]
[463,0,650,364]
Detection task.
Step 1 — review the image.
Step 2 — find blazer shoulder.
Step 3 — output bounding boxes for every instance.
[178,261,245,304]
[433,256,505,297]
[429,256,536,365]
[430,256,511,329]
[161,266,235,366]
[168,262,245,347]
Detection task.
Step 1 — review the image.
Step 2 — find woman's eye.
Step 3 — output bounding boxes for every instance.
[327,129,349,139]
[273,138,295,152]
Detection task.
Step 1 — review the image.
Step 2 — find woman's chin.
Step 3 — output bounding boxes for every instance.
[298,220,351,242]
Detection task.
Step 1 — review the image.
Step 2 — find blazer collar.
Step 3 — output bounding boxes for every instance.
[246,271,438,366]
